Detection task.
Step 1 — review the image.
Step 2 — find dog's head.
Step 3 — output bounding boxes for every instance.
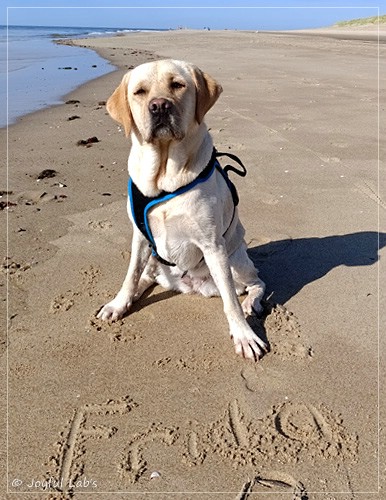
[106,59,222,143]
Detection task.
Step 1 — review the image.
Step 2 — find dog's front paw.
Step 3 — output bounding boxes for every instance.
[97,298,131,321]
[231,328,268,361]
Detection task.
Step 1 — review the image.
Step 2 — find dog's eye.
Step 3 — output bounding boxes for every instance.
[134,88,146,96]
[171,81,185,90]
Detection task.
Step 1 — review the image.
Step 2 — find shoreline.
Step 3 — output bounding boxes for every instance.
[4,61,119,131]
[3,38,156,131]
[3,31,116,128]
[5,24,385,129]
[3,29,385,497]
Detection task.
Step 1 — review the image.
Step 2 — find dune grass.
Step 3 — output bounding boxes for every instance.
[334,14,386,27]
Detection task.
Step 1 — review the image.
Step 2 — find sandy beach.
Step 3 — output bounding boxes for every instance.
[2,28,385,498]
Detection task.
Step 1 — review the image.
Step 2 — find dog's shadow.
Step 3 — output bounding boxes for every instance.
[245,230,385,354]
[130,288,179,313]
[248,231,385,305]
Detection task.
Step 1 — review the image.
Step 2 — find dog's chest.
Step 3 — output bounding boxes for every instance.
[148,204,204,268]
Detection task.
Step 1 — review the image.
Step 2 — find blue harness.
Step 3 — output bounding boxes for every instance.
[128,148,247,266]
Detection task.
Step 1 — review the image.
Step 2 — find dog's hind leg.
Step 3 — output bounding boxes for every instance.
[229,242,265,316]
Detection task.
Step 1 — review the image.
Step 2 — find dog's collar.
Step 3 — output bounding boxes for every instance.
[128,148,247,266]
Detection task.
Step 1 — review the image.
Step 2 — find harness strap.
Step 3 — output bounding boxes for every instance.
[128,148,247,266]
[215,151,247,177]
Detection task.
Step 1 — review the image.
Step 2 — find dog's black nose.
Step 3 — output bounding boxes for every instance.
[149,98,172,116]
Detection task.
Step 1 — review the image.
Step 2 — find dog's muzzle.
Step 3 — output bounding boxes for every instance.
[148,98,183,140]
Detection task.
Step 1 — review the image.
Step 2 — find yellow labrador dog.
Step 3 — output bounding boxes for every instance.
[98,59,267,360]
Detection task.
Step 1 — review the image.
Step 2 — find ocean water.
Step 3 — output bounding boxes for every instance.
[1,25,165,127]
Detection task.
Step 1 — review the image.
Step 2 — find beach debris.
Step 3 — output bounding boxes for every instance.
[0,190,13,197]
[68,115,80,121]
[25,191,48,204]
[57,194,68,201]
[65,99,80,105]
[18,190,67,205]
[150,471,161,480]
[77,136,100,146]
[95,99,106,109]
[101,192,111,196]
[37,169,57,180]
[2,257,31,274]
[0,201,17,210]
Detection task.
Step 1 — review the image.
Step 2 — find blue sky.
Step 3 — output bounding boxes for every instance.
[2,1,384,30]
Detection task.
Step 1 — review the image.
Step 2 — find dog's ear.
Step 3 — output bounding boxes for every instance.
[106,72,132,136]
[191,66,223,124]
